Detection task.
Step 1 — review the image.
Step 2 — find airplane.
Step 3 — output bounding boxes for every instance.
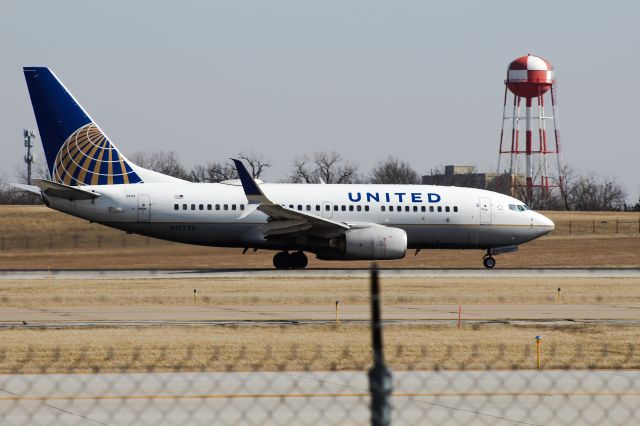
[15,67,554,269]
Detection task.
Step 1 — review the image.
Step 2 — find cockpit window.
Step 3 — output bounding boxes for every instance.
[523,204,531,210]
[509,204,518,212]
[517,205,525,212]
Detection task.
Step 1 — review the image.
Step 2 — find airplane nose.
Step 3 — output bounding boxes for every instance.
[535,213,555,233]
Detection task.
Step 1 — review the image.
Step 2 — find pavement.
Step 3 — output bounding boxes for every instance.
[3,304,640,329]
[1,370,638,425]
[1,268,639,280]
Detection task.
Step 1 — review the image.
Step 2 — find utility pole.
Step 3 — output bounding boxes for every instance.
[23,129,36,185]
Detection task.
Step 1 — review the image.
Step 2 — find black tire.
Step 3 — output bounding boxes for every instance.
[290,251,308,269]
[483,257,496,269]
[273,252,291,270]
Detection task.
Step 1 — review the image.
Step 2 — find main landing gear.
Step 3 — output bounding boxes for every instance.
[273,251,308,270]
[482,251,496,269]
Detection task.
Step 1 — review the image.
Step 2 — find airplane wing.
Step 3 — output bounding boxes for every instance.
[32,179,100,200]
[232,159,350,238]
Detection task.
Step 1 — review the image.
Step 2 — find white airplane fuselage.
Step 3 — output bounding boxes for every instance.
[45,181,554,254]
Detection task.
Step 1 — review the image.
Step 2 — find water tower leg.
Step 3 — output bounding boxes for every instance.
[525,97,533,202]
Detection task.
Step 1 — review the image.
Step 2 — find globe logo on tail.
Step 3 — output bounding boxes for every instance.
[52,123,142,186]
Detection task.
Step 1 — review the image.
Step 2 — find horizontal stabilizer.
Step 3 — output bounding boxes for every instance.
[33,179,100,200]
[9,183,42,195]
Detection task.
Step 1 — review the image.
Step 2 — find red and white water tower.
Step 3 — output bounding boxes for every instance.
[497,54,562,202]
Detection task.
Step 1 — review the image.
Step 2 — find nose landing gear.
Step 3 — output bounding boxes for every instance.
[482,255,496,269]
[273,251,308,270]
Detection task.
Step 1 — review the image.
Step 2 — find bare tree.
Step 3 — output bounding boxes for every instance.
[238,151,271,179]
[129,151,189,180]
[569,175,626,211]
[288,151,359,184]
[189,162,238,183]
[369,157,420,184]
[14,158,50,184]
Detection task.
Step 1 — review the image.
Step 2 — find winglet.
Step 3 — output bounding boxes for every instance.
[231,159,271,204]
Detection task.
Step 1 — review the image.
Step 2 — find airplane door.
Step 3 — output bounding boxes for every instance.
[137,194,150,222]
[322,202,333,219]
[479,197,492,225]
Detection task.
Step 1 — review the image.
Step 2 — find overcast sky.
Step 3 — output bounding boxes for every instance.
[1,0,638,201]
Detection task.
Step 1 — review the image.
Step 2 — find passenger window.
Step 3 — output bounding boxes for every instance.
[381,206,386,212]
[215,204,220,210]
[183,204,187,210]
[453,206,458,212]
[306,205,311,211]
[232,204,236,211]
[445,206,450,213]
[341,205,346,211]
[349,205,354,211]
[207,204,212,210]
[413,206,418,212]
[174,204,179,210]
[397,205,402,211]
[224,204,228,210]
[289,204,294,209]
[334,205,339,211]
[191,204,196,210]
[316,205,320,211]
[437,206,442,212]
[389,206,394,212]
[325,205,331,211]
[356,205,361,211]
[365,206,369,212]
[405,206,410,212]
[199,204,204,210]
[429,206,434,212]
[240,205,245,211]
[421,206,426,212]
[298,205,302,210]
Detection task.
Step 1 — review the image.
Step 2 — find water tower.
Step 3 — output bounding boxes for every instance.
[497,54,562,203]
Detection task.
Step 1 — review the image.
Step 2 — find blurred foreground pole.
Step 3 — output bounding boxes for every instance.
[368,264,392,426]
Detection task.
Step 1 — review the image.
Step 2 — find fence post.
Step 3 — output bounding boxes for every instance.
[368,264,392,426]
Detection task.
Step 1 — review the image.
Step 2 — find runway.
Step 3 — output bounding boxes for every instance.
[3,303,640,328]
[1,268,639,280]
[1,370,638,425]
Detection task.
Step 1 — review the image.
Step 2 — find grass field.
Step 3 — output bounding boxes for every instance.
[0,206,638,373]
[1,276,640,306]
[1,275,640,372]
[0,206,638,269]
[2,324,639,373]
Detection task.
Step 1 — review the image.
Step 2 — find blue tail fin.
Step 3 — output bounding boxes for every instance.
[23,67,142,186]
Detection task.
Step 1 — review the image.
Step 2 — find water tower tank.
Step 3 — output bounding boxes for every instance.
[506,54,554,98]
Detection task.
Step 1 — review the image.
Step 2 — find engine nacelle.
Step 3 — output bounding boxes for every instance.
[338,226,407,260]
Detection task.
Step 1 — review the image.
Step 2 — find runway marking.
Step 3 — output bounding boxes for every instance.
[2,391,640,401]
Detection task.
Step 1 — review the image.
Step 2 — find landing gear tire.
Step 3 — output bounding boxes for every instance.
[290,251,308,269]
[483,256,496,269]
[273,252,291,270]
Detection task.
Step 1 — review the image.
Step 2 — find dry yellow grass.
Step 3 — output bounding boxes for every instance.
[1,324,638,373]
[1,277,640,307]
[0,205,638,269]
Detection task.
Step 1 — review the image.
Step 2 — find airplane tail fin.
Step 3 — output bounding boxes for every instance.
[23,67,183,186]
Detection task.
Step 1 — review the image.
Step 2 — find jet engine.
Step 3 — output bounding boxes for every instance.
[318,226,407,260]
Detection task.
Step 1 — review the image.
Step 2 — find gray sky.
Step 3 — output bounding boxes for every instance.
[2,0,639,202]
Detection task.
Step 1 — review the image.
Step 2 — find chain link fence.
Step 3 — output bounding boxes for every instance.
[1,347,639,425]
